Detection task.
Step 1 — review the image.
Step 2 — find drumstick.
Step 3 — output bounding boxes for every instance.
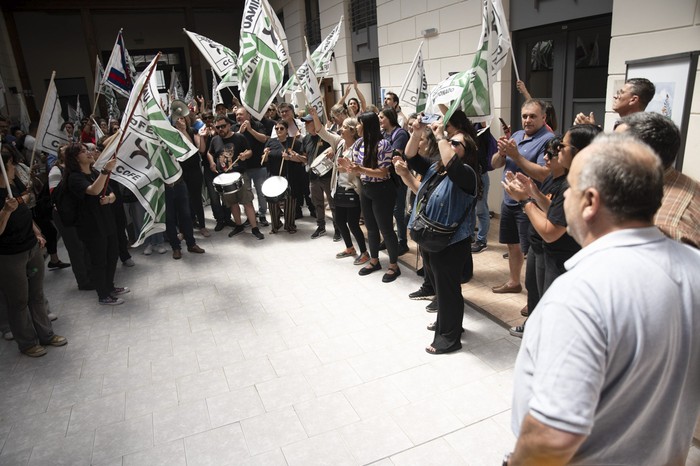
[280,134,299,177]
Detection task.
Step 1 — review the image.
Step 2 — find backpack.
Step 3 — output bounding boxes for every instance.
[50,170,80,227]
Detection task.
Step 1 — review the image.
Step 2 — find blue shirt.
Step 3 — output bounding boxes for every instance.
[502,126,554,206]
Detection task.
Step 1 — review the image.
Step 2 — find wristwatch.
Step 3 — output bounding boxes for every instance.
[519,198,533,208]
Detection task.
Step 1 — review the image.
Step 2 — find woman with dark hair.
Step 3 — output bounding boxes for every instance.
[338,80,367,117]
[339,111,400,282]
[61,121,77,142]
[64,143,128,305]
[0,146,67,357]
[504,123,602,337]
[396,119,479,354]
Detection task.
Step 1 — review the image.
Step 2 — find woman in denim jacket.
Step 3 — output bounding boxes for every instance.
[395,119,479,354]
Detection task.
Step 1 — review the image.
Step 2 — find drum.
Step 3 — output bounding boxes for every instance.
[310,154,334,177]
[213,172,243,194]
[262,176,289,203]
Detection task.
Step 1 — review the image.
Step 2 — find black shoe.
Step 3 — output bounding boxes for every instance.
[224,219,236,228]
[228,225,245,237]
[378,241,386,251]
[382,267,401,283]
[471,241,487,253]
[426,299,438,313]
[252,227,265,240]
[214,221,225,232]
[311,227,326,239]
[358,261,381,276]
[332,231,341,242]
[408,286,435,300]
[397,242,409,256]
[257,216,270,227]
[416,267,424,277]
[48,261,71,270]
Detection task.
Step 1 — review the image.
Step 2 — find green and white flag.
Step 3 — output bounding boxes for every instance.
[398,41,428,114]
[184,66,194,104]
[184,29,238,79]
[293,43,326,122]
[95,55,198,246]
[433,0,501,123]
[238,0,289,120]
[280,16,343,96]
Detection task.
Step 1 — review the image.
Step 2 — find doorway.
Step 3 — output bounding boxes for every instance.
[513,15,611,132]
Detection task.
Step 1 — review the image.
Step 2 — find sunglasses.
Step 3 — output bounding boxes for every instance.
[215,125,227,130]
[275,127,286,131]
[449,139,466,150]
[557,143,579,156]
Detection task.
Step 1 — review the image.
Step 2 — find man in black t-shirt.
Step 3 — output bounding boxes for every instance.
[233,108,270,227]
[208,116,264,240]
[301,114,337,239]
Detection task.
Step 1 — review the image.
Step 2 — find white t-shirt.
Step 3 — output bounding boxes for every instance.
[512,227,700,465]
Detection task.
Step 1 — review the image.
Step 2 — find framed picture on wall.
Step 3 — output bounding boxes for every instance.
[626,51,699,170]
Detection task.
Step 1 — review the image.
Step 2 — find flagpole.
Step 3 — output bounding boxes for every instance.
[0,150,11,194]
[100,52,162,197]
[91,91,101,117]
[29,70,57,174]
[510,47,520,82]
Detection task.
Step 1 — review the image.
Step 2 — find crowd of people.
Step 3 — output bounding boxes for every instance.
[2,71,700,463]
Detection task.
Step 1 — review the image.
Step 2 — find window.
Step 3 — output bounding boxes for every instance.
[350,0,377,33]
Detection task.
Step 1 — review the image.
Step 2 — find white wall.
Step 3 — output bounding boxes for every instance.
[608,0,700,179]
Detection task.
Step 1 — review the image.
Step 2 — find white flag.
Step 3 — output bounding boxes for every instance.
[238,0,288,120]
[169,67,184,101]
[295,44,325,121]
[490,0,511,80]
[93,118,104,140]
[17,93,31,133]
[94,56,103,97]
[183,29,238,78]
[76,96,85,123]
[95,54,198,246]
[211,72,223,114]
[398,42,428,114]
[36,72,69,154]
[280,17,343,96]
[184,67,194,104]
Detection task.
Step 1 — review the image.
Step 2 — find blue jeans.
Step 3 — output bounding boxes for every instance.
[247,166,268,217]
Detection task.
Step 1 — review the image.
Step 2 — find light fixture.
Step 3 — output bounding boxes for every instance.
[422,28,438,38]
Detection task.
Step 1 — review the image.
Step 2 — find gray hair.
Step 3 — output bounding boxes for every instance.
[576,133,663,223]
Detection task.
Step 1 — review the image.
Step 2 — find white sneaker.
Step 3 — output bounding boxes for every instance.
[47,312,58,321]
[143,244,153,255]
[154,244,168,254]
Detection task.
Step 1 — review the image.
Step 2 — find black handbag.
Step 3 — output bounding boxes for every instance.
[334,186,360,208]
[409,172,468,253]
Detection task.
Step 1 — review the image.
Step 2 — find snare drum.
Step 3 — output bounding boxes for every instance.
[310,154,334,177]
[261,176,289,203]
[213,172,243,194]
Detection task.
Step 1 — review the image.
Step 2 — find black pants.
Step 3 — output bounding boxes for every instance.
[165,181,196,250]
[34,215,58,256]
[111,201,131,262]
[203,167,231,222]
[525,246,545,315]
[335,204,366,253]
[423,238,469,351]
[360,180,398,264]
[52,210,92,288]
[80,232,118,300]
[183,165,206,229]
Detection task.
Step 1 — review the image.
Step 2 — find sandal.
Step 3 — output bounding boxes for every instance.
[425,341,462,355]
[353,251,370,266]
[336,248,356,259]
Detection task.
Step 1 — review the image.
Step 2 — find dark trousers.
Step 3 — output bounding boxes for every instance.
[270,196,297,232]
[360,180,398,263]
[310,175,336,230]
[165,181,196,250]
[424,238,469,351]
[80,232,118,300]
[335,204,366,253]
[112,201,131,262]
[34,215,58,255]
[52,210,92,288]
[0,244,54,352]
[393,181,408,245]
[525,246,545,315]
[183,165,206,229]
[203,167,230,222]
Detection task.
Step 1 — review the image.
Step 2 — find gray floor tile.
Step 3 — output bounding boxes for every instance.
[240,407,307,456]
[338,414,414,465]
[255,374,315,412]
[67,391,125,435]
[184,423,250,466]
[123,439,186,466]
[282,431,356,466]
[343,378,410,420]
[175,368,230,403]
[2,407,72,455]
[125,382,179,420]
[27,431,95,466]
[206,386,265,428]
[293,392,360,437]
[152,399,211,445]
[92,413,154,464]
[390,438,468,466]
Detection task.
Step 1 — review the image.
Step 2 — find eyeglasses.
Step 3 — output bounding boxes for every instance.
[215,125,227,130]
[557,143,578,156]
[449,139,466,150]
[544,151,558,158]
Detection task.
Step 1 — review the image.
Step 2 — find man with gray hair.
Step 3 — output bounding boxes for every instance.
[616,111,699,249]
[508,134,700,465]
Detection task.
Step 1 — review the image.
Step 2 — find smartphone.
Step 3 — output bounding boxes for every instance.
[498,117,509,132]
[421,113,441,124]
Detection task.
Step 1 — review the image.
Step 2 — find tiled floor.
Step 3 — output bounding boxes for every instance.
[1,211,698,465]
[0,212,521,465]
